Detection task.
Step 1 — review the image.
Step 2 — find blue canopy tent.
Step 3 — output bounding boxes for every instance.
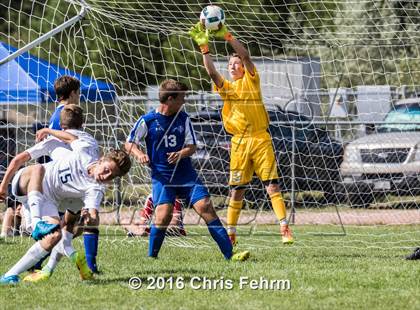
[0,41,116,103]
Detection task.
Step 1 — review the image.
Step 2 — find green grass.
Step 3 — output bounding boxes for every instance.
[0,225,419,310]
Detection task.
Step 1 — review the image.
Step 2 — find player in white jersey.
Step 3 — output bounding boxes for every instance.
[0,143,131,284]
[0,109,132,284]
[0,105,96,281]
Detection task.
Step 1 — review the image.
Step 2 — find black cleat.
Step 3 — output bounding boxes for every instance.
[405,248,420,260]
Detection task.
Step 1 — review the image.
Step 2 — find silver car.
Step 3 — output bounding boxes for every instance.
[340,98,420,207]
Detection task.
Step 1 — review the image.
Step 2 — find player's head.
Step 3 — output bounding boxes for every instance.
[228,53,245,81]
[159,79,189,113]
[93,149,132,183]
[54,75,81,104]
[60,104,84,130]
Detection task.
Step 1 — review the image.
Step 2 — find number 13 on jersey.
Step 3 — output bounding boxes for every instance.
[163,134,177,147]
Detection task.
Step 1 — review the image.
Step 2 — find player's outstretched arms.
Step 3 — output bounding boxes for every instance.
[203,54,224,88]
[124,142,150,164]
[36,128,78,144]
[210,25,255,73]
[167,144,197,165]
[0,152,31,201]
[189,22,223,87]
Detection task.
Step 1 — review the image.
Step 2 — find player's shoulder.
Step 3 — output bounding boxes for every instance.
[67,129,97,144]
[53,103,65,113]
[142,110,159,123]
[177,110,190,121]
[244,65,259,80]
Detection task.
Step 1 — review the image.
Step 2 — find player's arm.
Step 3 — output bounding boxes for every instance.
[167,144,197,165]
[203,54,224,88]
[0,151,31,201]
[81,188,104,227]
[189,22,224,88]
[124,142,149,164]
[36,128,78,144]
[212,25,255,74]
[124,117,149,164]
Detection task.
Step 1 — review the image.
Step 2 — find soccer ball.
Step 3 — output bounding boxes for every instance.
[200,5,225,31]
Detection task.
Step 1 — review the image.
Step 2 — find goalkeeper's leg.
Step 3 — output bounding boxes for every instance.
[265,181,293,244]
[227,187,245,246]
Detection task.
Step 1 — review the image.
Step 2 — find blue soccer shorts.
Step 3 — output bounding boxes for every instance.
[152,178,210,207]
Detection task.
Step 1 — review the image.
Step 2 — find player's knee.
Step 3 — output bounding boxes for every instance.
[230,187,246,201]
[155,212,172,227]
[41,229,62,250]
[63,209,79,226]
[50,229,62,244]
[264,180,280,195]
[85,216,99,227]
[195,198,217,221]
[84,209,99,227]
[32,164,45,176]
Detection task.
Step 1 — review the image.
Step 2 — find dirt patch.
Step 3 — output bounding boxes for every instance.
[101,208,420,226]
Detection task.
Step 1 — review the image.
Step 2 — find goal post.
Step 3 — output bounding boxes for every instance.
[0,1,419,248]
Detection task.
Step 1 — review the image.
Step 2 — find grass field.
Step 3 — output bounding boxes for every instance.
[0,225,419,310]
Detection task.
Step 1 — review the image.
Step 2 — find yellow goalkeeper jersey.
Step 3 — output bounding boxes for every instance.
[214,67,269,136]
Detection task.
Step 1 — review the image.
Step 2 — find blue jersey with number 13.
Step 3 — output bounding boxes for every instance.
[127,109,198,183]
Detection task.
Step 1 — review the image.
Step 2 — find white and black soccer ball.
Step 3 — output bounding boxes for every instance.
[200,5,225,31]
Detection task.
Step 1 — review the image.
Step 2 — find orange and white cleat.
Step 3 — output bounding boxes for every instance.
[280,223,294,244]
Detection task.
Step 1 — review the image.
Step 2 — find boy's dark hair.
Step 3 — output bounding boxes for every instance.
[60,104,84,130]
[103,149,132,177]
[54,75,80,101]
[159,79,188,103]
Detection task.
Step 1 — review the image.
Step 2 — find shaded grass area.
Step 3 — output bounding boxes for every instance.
[0,225,419,310]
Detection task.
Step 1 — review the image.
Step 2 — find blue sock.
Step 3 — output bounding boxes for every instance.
[148,225,166,258]
[83,233,99,273]
[207,218,233,259]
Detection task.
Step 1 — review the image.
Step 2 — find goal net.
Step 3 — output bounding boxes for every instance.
[0,0,419,249]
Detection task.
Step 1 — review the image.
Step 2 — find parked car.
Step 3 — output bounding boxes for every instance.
[190,106,344,207]
[340,98,420,207]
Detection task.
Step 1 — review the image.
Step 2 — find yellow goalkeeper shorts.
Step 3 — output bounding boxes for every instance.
[229,131,279,186]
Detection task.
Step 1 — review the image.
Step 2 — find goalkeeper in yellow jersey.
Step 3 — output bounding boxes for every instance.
[189,23,293,245]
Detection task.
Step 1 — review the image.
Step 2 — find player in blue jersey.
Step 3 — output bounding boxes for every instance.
[46,75,99,273]
[125,79,249,261]
[49,75,81,130]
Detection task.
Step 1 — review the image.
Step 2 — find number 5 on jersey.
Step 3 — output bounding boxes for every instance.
[58,167,73,184]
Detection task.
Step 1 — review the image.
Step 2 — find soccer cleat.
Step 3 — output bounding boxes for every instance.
[74,252,94,280]
[280,223,294,244]
[0,275,20,285]
[231,250,250,262]
[23,269,51,283]
[406,247,420,260]
[31,220,60,241]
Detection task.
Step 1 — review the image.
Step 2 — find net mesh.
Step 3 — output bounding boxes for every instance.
[0,0,419,248]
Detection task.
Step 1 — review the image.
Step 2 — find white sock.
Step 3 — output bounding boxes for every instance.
[28,191,44,228]
[227,227,236,235]
[4,242,49,277]
[22,204,32,233]
[61,230,75,257]
[45,242,64,272]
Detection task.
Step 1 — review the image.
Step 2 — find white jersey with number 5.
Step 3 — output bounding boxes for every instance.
[42,137,104,210]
